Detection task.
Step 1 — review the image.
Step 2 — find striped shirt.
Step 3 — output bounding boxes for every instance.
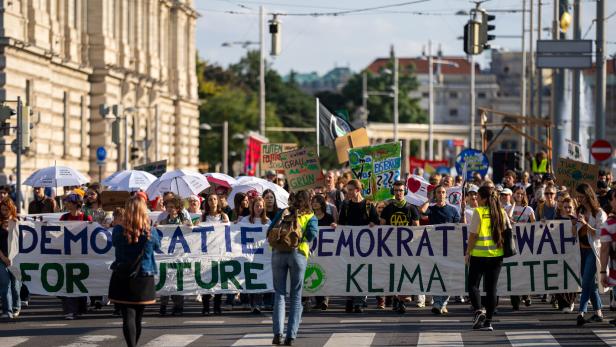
[600,217,616,287]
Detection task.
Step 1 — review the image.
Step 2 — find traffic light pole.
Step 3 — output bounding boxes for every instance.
[520,0,527,171]
[16,97,22,213]
[470,53,476,149]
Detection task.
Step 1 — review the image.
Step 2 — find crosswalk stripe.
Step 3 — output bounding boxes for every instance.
[593,329,616,347]
[323,333,375,347]
[231,333,273,346]
[183,320,225,324]
[417,332,463,347]
[0,337,29,347]
[420,319,461,323]
[142,334,202,347]
[339,319,382,323]
[58,335,116,347]
[506,331,559,346]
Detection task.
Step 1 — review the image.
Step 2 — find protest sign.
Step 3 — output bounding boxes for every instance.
[565,139,583,161]
[260,143,298,171]
[279,147,325,192]
[334,128,370,164]
[409,157,449,175]
[10,221,580,296]
[406,175,434,205]
[555,158,599,194]
[455,149,489,180]
[446,186,463,211]
[134,160,168,178]
[349,142,401,201]
[100,191,130,211]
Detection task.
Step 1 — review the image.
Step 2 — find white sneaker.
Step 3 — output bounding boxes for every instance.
[196,294,203,303]
[1,312,13,319]
[64,313,75,320]
[12,309,20,317]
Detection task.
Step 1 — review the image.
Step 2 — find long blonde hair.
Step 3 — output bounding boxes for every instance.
[249,197,268,224]
[123,196,151,244]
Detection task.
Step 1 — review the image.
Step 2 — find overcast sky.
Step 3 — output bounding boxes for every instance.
[195,0,616,75]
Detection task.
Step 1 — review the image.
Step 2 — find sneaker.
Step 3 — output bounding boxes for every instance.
[159,306,167,316]
[252,306,262,314]
[480,321,494,331]
[524,298,532,307]
[576,314,586,327]
[561,306,573,314]
[416,302,426,308]
[320,302,328,311]
[12,309,20,318]
[472,311,486,330]
[64,313,75,320]
[377,297,385,309]
[397,304,407,314]
[609,318,616,326]
[587,314,604,323]
[272,334,283,345]
[21,301,29,307]
[353,305,363,313]
[441,306,449,315]
[431,306,442,315]
[283,337,295,346]
[195,294,203,303]
[1,312,13,319]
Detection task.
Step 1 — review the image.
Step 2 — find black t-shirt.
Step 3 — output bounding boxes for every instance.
[425,204,460,225]
[0,226,8,256]
[267,208,280,221]
[380,201,420,226]
[338,200,380,226]
[317,213,335,227]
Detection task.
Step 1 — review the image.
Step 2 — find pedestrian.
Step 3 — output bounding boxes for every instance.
[268,190,318,345]
[600,189,616,325]
[263,189,280,221]
[232,192,250,222]
[59,193,91,320]
[108,196,161,347]
[0,197,20,319]
[553,197,578,313]
[466,186,508,331]
[155,192,191,223]
[240,196,270,314]
[83,184,106,224]
[310,194,336,311]
[324,171,345,210]
[575,183,608,326]
[536,183,558,221]
[508,186,535,310]
[186,194,202,224]
[28,186,56,214]
[338,179,379,313]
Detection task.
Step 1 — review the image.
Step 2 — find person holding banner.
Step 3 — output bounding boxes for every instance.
[600,190,616,325]
[0,197,20,319]
[554,197,579,313]
[575,183,608,326]
[264,189,281,221]
[109,196,161,347]
[465,186,508,331]
[268,190,318,346]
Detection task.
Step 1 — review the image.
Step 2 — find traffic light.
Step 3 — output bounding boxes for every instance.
[269,15,281,56]
[463,16,482,55]
[111,119,120,145]
[0,104,16,136]
[130,146,141,161]
[559,0,571,33]
[480,10,496,50]
[21,106,31,150]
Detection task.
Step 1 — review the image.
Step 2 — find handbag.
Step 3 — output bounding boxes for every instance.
[503,217,517,258]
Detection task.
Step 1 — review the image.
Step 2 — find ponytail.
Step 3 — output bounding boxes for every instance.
[478,186,505,247]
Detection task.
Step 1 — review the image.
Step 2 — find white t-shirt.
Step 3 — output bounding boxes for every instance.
[510,205,535,223]
[464,207,475,225]
[156,209,191,223]
[239,215,271,226]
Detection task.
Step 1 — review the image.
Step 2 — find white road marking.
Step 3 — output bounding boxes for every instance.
[58,335,116,347]
[232,333,273,346]
[339,319,382,324]
[142,334,202,347]
[323,333,376,347]
[593,329,616,347]
[183,320,225,324]
[506,331,560,346]
[417,332,463,347]
[0,337,29,347]
[420,319,461,323]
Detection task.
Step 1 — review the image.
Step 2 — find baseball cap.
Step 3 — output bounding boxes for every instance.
[501,188,513,195]
[466,184,479,194]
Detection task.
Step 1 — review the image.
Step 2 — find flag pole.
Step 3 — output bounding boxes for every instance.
[316,97,320,157]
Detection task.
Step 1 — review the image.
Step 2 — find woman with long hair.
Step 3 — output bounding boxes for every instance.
[269,190,318,345]
[465,186,508,331]
[263,189,279,221]
[240,197,270,313]
[0,197,20,319]
[510,186,536,223]
[83,184,106,224]
[108,196,161,347]
[554,197,579,313]
[232,192,250,222]
[575,182,608,326]
[201,194,229,315]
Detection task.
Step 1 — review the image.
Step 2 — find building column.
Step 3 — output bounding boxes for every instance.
[402,139,410,177]
[436,140,443,160]
[419,139,426,159]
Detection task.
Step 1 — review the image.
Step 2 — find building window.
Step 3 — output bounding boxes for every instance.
[422,92,429,98]
[449,91,458,99]
[449,109,458,117]
[478,92,487,99]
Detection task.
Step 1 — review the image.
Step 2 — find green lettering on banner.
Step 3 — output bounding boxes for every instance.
[20,263,39,282]
[220,260,242,290]
[168,262,192,291]
[564,260,581,290]
[244,262,267,290]
[195,261,219,289]
[502,262,518,291]
[426,264,446,292]
[367,264,383,293]
[397,264,423,292]
[347,264,364,292]
[156,263,167,291]
[543,260,559,291]
[523,261,541,292]
[41,263,64,293]
[66,263,89,294]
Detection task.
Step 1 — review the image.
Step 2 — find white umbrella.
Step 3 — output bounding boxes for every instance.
[24,166,89,187]
[204,172,238,188]
[103,170,157,192]
[145,169,210,199]
[228,176,289,209]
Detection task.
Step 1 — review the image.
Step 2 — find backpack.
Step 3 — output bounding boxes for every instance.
[267,209,303,252]
[340,199,373,224]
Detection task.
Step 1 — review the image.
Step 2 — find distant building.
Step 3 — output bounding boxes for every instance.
[288,66,353,95]
[0,0,200,186]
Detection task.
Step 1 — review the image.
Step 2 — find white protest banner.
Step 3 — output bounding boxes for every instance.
[405,175,433,205]
[10,221,580,297]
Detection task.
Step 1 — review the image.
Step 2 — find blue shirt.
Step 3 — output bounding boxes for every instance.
[426,204,461,225]
[112,225,161,276]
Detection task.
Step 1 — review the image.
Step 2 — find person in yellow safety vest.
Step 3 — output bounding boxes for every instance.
[532,151,549,175]
[268,190,318,346]
[465,185,510,332]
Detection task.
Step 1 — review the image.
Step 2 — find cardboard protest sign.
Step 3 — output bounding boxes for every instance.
[349,142,401,201]
[280,147,324,192]
[135,160,167,178]
[555,158,599,194]
[100,191,130,211]
[406,175,434,205]
[260,143,298,171]
[334,128,370,164]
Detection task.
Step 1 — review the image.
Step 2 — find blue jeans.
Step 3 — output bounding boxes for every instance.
[433,295,450,308]
[0,263,21,314]
[579,248,602,313]
[272,250,307,340]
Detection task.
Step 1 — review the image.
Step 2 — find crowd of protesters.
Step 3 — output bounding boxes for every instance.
[2,165,616,345]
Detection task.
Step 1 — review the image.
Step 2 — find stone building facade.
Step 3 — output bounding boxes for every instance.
[0,0,200,184]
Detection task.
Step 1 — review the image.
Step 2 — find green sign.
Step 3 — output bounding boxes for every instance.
[303,263,326,293]
[348,142,401,201]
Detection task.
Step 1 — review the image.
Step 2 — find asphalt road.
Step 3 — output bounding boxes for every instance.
[2,295,616,346]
